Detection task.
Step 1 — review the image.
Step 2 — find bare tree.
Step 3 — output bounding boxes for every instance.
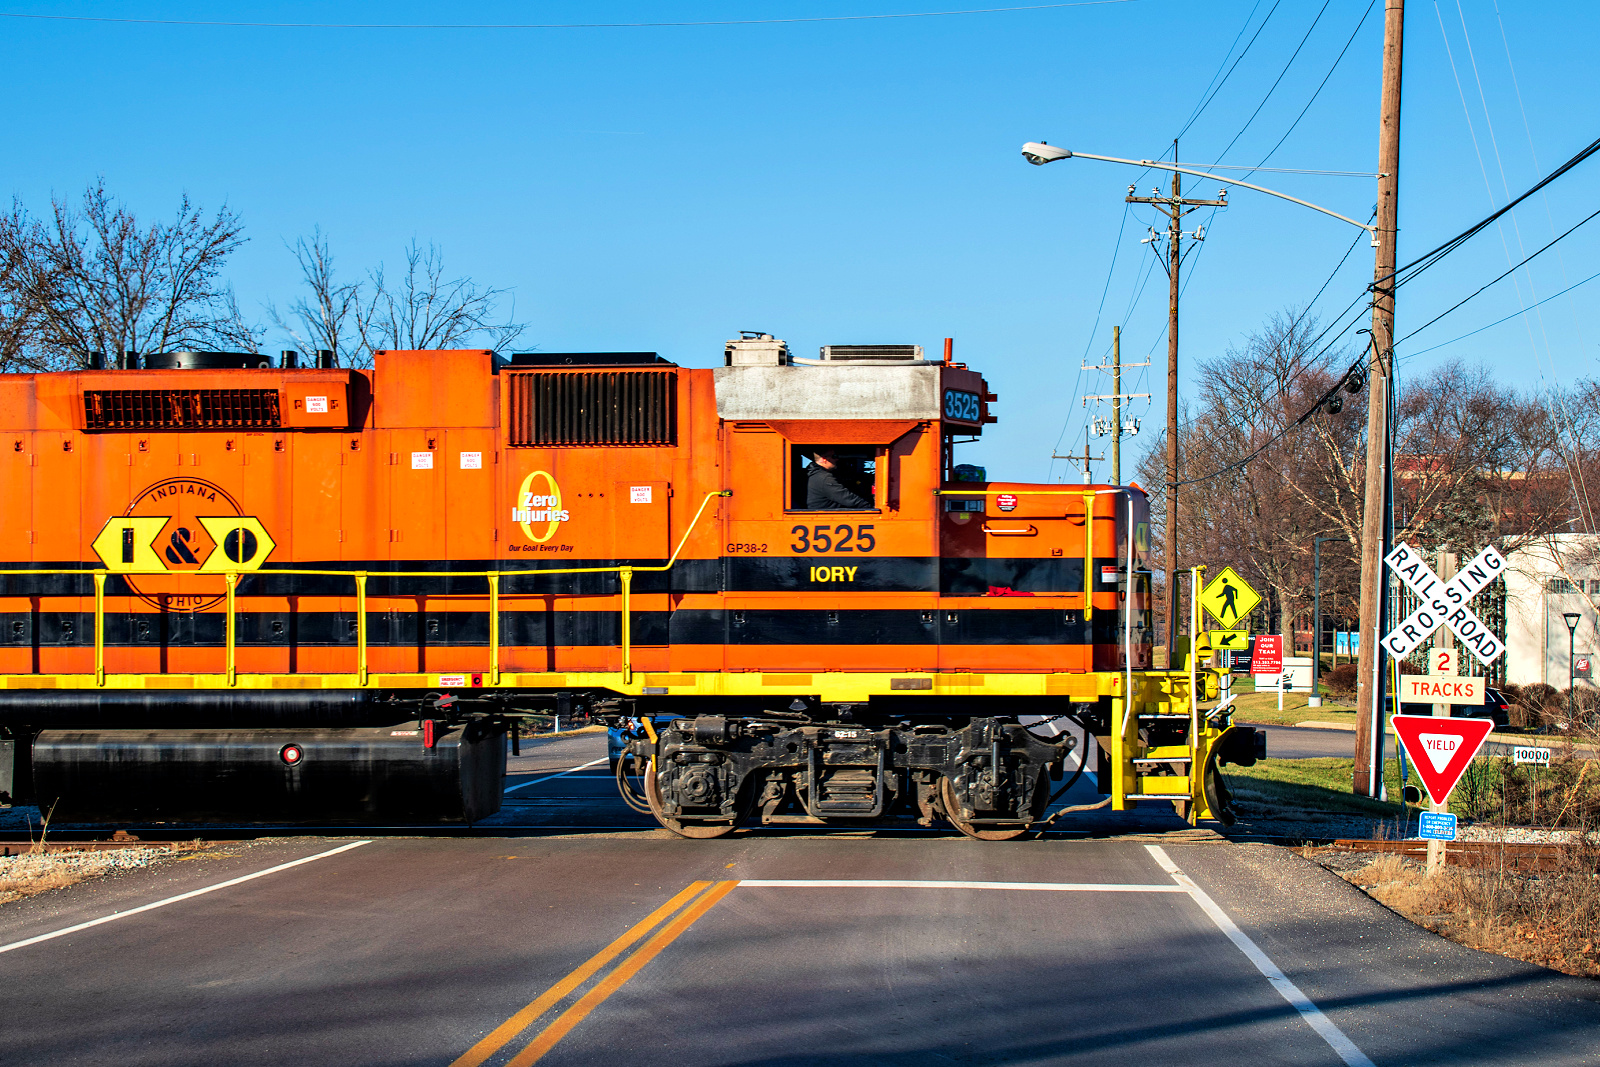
[1136,309,1585,648]
[268,228,359,366]
[0,202,42,372]
[355,240,525,359]
[1,180,257,369]
[272,237,526,367]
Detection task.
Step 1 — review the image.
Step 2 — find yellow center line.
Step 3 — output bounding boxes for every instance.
[449,880,714,1067]
[504,880,741,1067]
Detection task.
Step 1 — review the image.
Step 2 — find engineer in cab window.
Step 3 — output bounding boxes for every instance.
[804,447,874,509]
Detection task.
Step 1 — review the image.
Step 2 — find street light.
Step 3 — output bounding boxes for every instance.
[1563,611,1581,725]
[1019,142,1379,239]
[1310,536,1349,709]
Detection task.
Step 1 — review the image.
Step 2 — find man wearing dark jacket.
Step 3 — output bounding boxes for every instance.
[805,449,873,509]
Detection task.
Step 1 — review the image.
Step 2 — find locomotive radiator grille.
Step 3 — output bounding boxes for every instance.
[507,370,677,447]
[83,388,282,431]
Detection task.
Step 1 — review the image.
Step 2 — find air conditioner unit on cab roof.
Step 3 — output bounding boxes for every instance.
[818,344,924,363]
[724,333,790,366]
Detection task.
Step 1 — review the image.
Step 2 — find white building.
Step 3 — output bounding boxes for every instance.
[1502,534,1600,688]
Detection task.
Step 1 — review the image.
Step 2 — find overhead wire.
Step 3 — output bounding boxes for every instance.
[1494,0,1598,531]
[0,1,1145,30]
[1050,202,1133,482]
[1394,204,1600,346]
[1207,0,1332,167]
[1172,1,1279,143]
[1383,132,1600,288]
[1246,0,1378,176]
[1397,266,1600,361]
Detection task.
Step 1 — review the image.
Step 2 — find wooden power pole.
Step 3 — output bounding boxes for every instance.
[1128,145,1225,656]
[1112,327,1122,485]
[1081,325,1151,487]
[1354,0,1405,797]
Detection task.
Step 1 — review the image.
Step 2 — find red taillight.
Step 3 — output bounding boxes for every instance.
[280,743,304,766]
[423,719,436,748]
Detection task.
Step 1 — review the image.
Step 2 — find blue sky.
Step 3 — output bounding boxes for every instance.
[3,1,1596,483]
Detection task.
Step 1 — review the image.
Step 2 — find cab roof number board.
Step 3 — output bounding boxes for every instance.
[944,389,982,425]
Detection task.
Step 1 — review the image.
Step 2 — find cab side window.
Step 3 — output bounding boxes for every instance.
[789,444,877,510]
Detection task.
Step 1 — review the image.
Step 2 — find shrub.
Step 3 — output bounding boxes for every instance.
[1324,663,1360,697]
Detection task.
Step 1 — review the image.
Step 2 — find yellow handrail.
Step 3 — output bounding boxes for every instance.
[936,489,1102,619]
[92,572,105,687]
[225,572,238,686]
[488,573,501,684]
[355,572,368,685]
[0,490,730,681]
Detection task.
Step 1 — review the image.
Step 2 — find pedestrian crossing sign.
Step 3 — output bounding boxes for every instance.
[1199,567,1261,629]
[1204,628,1251,652]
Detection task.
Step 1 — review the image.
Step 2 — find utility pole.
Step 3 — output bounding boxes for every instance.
[1127,144,1226,655]
[1354,0,1405,797]
[1082,325,1151,486]
[1052,428,1104,484]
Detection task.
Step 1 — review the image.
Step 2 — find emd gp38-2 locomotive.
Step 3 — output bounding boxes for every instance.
[0,335,1258,837]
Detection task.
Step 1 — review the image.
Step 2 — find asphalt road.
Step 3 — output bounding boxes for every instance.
[1250,723,1360,760]
[3,731,1599,1066]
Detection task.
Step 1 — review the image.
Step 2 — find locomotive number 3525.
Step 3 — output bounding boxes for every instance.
[790,524,876,553]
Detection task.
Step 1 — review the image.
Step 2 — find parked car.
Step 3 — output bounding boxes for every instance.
[607,717,644,773]
[606,714,684,772]
[1398,685,1511,727]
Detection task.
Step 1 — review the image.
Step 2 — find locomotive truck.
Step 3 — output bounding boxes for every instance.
[0,335,1258,838]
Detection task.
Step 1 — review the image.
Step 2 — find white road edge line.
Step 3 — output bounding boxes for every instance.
[1146,845,1375,1067]
[739,879,1186,892]
[503,756,609,793]
[0,840,372,956]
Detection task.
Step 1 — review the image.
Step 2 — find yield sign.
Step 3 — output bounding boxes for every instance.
[1392,714,1494,805]
[1380,542,1506,664]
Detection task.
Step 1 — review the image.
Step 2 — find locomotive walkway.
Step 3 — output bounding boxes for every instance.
[1,732,1597,1065]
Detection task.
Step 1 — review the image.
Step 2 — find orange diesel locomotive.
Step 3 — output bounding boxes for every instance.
[0,336,1256,836]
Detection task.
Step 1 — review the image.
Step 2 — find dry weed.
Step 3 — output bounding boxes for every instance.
[0,846,176,906]
[1329,844,1600,979]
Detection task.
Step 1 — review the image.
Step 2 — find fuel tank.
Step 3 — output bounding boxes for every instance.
[0,689,390,730]
[31,723,505,824]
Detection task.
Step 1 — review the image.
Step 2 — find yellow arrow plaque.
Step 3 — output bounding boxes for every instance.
[1205,628,1251,652]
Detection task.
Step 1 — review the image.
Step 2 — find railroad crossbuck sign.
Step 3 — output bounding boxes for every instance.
[1380,543,1506,664]
[1198,567,1261,629]
[1391,714,1495,805]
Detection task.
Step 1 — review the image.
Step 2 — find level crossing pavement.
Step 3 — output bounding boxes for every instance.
[1,731,1598,1065]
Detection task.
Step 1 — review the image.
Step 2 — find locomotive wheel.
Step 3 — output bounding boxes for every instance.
[938,777,1029,841]
[644,765,739,839]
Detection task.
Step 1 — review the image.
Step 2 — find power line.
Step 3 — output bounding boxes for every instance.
[1397,265,1600,361]
[1385,132,1600,287]
[1173,1,1278,143]
[1051,202,1133,481]
[1395,203,1600,342]
[0,1,1143,30]
[1247,0,1378,175]
[1208,0,1332,166]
